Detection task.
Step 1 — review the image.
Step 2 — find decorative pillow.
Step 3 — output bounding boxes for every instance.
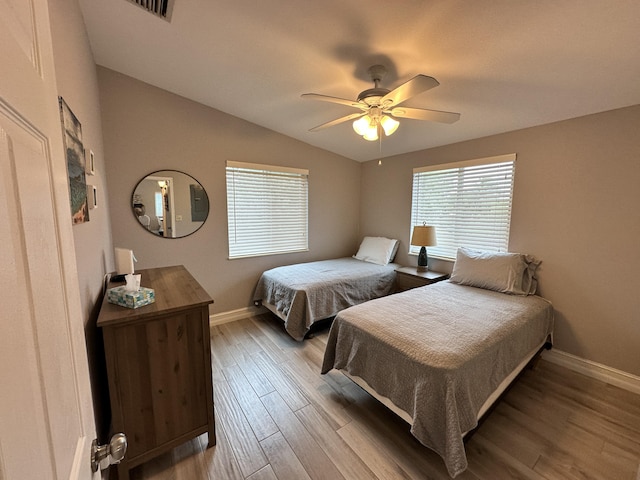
[520,256,541,295]
[449,247,541,295]
[353,236,400,266]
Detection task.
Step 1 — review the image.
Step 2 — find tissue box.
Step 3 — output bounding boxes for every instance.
[107,286,155,309]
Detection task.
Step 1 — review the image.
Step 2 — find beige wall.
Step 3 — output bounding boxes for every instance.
[98,67,362,315]
[48,0,114,441]
[361,105,640,376]
[49,0,114,319]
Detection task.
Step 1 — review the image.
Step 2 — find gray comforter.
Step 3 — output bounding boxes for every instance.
[321,281,554,477]
[253,257,397,341]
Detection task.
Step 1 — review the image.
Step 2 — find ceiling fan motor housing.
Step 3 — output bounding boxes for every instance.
[357,88,391,105]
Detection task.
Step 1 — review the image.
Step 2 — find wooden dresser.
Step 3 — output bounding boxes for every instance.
[97,265,215,480]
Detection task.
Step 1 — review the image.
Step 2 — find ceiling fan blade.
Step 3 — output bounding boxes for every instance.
[381,75,440,107]
[309,112,365,132]
[389,106,460,124]
[301,93,366,110]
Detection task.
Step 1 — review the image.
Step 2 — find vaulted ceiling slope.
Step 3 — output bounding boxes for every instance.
[79,0,640,162]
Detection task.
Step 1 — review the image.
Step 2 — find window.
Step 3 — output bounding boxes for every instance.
[410,153,516,260]
[226,161,309,258]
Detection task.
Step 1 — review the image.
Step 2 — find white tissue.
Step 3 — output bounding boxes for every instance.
[124,273,141,292]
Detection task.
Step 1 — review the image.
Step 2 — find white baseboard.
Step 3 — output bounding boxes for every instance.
[209,306,267,326]
[542,349,640,395]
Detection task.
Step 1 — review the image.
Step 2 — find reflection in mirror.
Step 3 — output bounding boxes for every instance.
[132,170,209,238]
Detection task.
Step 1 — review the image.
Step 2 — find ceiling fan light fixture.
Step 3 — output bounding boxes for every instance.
[380,115,399,136]
[353,114,398,141]
[362,128,379,141]
[353,115,379,141]
[353,115,372,136]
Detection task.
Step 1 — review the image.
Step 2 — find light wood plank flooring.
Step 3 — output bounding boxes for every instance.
[127,313,640,480]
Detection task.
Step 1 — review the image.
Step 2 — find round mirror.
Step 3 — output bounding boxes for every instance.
[132,170,209,238]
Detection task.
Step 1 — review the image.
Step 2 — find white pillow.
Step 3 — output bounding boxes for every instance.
[449,247,541,295]
[353,236,399,265]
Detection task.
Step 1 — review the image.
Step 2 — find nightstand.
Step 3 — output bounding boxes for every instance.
[395,266,449,292]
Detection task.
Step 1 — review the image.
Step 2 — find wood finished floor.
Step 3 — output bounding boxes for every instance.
[128,313,640,480]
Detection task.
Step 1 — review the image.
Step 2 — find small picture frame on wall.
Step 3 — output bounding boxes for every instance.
[87,184,98,209]
[86,149,95,175]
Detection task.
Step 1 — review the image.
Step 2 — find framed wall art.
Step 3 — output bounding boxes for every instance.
[59,96,90,224]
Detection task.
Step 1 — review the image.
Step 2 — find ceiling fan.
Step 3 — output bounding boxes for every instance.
[302,65,460,141]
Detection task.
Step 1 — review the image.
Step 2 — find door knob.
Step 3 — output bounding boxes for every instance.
[91,433,127,472]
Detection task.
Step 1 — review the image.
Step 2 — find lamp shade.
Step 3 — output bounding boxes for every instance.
[380,115,399,136]
[411,225,437,247]
[352,115,372,135]
[362,128,379,141]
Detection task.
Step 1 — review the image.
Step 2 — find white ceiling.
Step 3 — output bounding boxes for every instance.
[78,0,640,162]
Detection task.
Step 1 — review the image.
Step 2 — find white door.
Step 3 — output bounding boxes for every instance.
[0,0,98,479]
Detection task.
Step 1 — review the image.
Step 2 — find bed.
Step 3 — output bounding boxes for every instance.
[321,248,554,477]
[253,236,399,341]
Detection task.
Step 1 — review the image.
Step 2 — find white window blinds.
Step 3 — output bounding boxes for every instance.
[226,161,309,258]
[411,154,516,260]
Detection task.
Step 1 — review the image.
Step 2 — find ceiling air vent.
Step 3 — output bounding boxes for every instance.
[126,0,173,21]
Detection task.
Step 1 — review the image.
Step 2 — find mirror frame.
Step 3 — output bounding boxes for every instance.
[131,169,209,239]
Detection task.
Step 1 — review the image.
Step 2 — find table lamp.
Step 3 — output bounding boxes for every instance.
[411,225,437,271]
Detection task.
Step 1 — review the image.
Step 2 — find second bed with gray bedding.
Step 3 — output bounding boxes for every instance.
[253,257,398,341]
[322,280,554,477]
